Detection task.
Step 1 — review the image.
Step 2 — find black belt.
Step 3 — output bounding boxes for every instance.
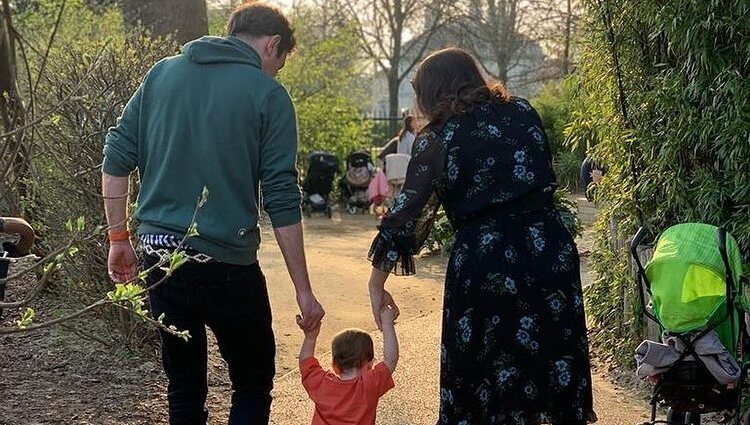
[453,191,555,229]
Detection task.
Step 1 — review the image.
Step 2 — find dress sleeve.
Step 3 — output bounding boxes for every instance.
[368,129,443,276]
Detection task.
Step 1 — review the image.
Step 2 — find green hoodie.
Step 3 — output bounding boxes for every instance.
[103,36,301,265]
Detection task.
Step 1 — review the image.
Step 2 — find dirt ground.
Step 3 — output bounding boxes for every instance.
[1,212,652,425]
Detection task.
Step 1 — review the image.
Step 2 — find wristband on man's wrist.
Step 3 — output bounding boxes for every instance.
[108,229,130,242]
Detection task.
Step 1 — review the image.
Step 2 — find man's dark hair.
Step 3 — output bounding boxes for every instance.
[226,2,296,56]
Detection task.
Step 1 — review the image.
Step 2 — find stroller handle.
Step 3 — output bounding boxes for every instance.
[716,227,734,292]
[630,226,660,324]
[631,226,650,255]
[717,227,728,259]
[716,227,739,353]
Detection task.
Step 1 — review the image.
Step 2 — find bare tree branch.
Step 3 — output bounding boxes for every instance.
[0,299,110,335]
[339,0,453,125]
[0,256,59,309]
[33,0,67,94]
[0,42,109,142]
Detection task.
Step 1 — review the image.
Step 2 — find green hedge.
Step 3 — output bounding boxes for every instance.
[574,0,750,365]
[531,79,588,192]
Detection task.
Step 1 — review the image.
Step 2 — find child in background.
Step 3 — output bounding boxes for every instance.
[297,305,399,425]
[367,169,391,220]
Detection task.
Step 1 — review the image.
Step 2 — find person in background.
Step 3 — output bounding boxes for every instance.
[580,155,606,201]
[396,115,416,155]
[377,115,417,166]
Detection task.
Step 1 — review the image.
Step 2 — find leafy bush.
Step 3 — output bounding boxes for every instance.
[532,78,589,192]
[5,1,375,347]
[532,79,582,156]
[554,191,583,239]
[12,0,179,349]
[424,208,454,255]
[553,149,584,192]
[368,120,396,150]
[575,0,750,365]
[279,21,372,163]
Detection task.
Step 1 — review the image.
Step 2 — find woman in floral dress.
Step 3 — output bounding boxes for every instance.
[366,48,597,424]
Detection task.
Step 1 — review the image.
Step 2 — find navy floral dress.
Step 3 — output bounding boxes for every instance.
[369,98,596,424]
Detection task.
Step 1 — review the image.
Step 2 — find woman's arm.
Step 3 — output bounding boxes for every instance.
[367,128,443,327]
[368,267,401,329]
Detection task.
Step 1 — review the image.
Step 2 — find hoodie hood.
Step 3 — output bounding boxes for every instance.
[182,36,261,68]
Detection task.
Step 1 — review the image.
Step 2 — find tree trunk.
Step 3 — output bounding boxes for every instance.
[387,70,400,136]
[484,0,515,83]
[388,0,404,135]
[562,0,572,75]
[495,50,510,82]
[121,0,208,45]
[0,1,27,215]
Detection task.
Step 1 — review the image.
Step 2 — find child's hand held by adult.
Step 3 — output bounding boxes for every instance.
[380,303,398,325]
[296,290,325,331]
[297,314,322,337]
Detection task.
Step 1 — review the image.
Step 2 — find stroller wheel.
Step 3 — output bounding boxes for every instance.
[666,408,700,425]
[347,205,358,215]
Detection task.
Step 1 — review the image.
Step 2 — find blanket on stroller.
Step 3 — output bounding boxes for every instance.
[635,330,741,385]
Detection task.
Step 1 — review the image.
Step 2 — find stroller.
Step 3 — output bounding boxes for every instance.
[631,223,749,425]
[340,150,374,214]
[302,151,339,218]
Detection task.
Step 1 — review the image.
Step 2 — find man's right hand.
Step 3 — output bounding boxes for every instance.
[296,290,324,331]
[108,241,137,283]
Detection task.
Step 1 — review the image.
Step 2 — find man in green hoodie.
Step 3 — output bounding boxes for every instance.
[101,3,324,424]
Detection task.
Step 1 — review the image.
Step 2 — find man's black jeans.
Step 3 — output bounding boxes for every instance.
[145,255,275,425]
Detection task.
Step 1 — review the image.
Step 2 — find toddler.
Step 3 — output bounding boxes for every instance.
[298,305,398,425]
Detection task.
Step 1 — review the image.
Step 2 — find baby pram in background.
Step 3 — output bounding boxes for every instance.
[302,151,338,219]
[0,217,35,318]
[340,150,374,214]
[631,223,749,425]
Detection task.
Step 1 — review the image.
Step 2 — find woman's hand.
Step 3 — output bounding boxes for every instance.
[368,267,395,329]
[382,290,399,318]
[370,288,400,330]
[369,285,384,329]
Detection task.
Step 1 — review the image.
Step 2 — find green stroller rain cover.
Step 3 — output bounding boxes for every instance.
[645,223,745,352]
